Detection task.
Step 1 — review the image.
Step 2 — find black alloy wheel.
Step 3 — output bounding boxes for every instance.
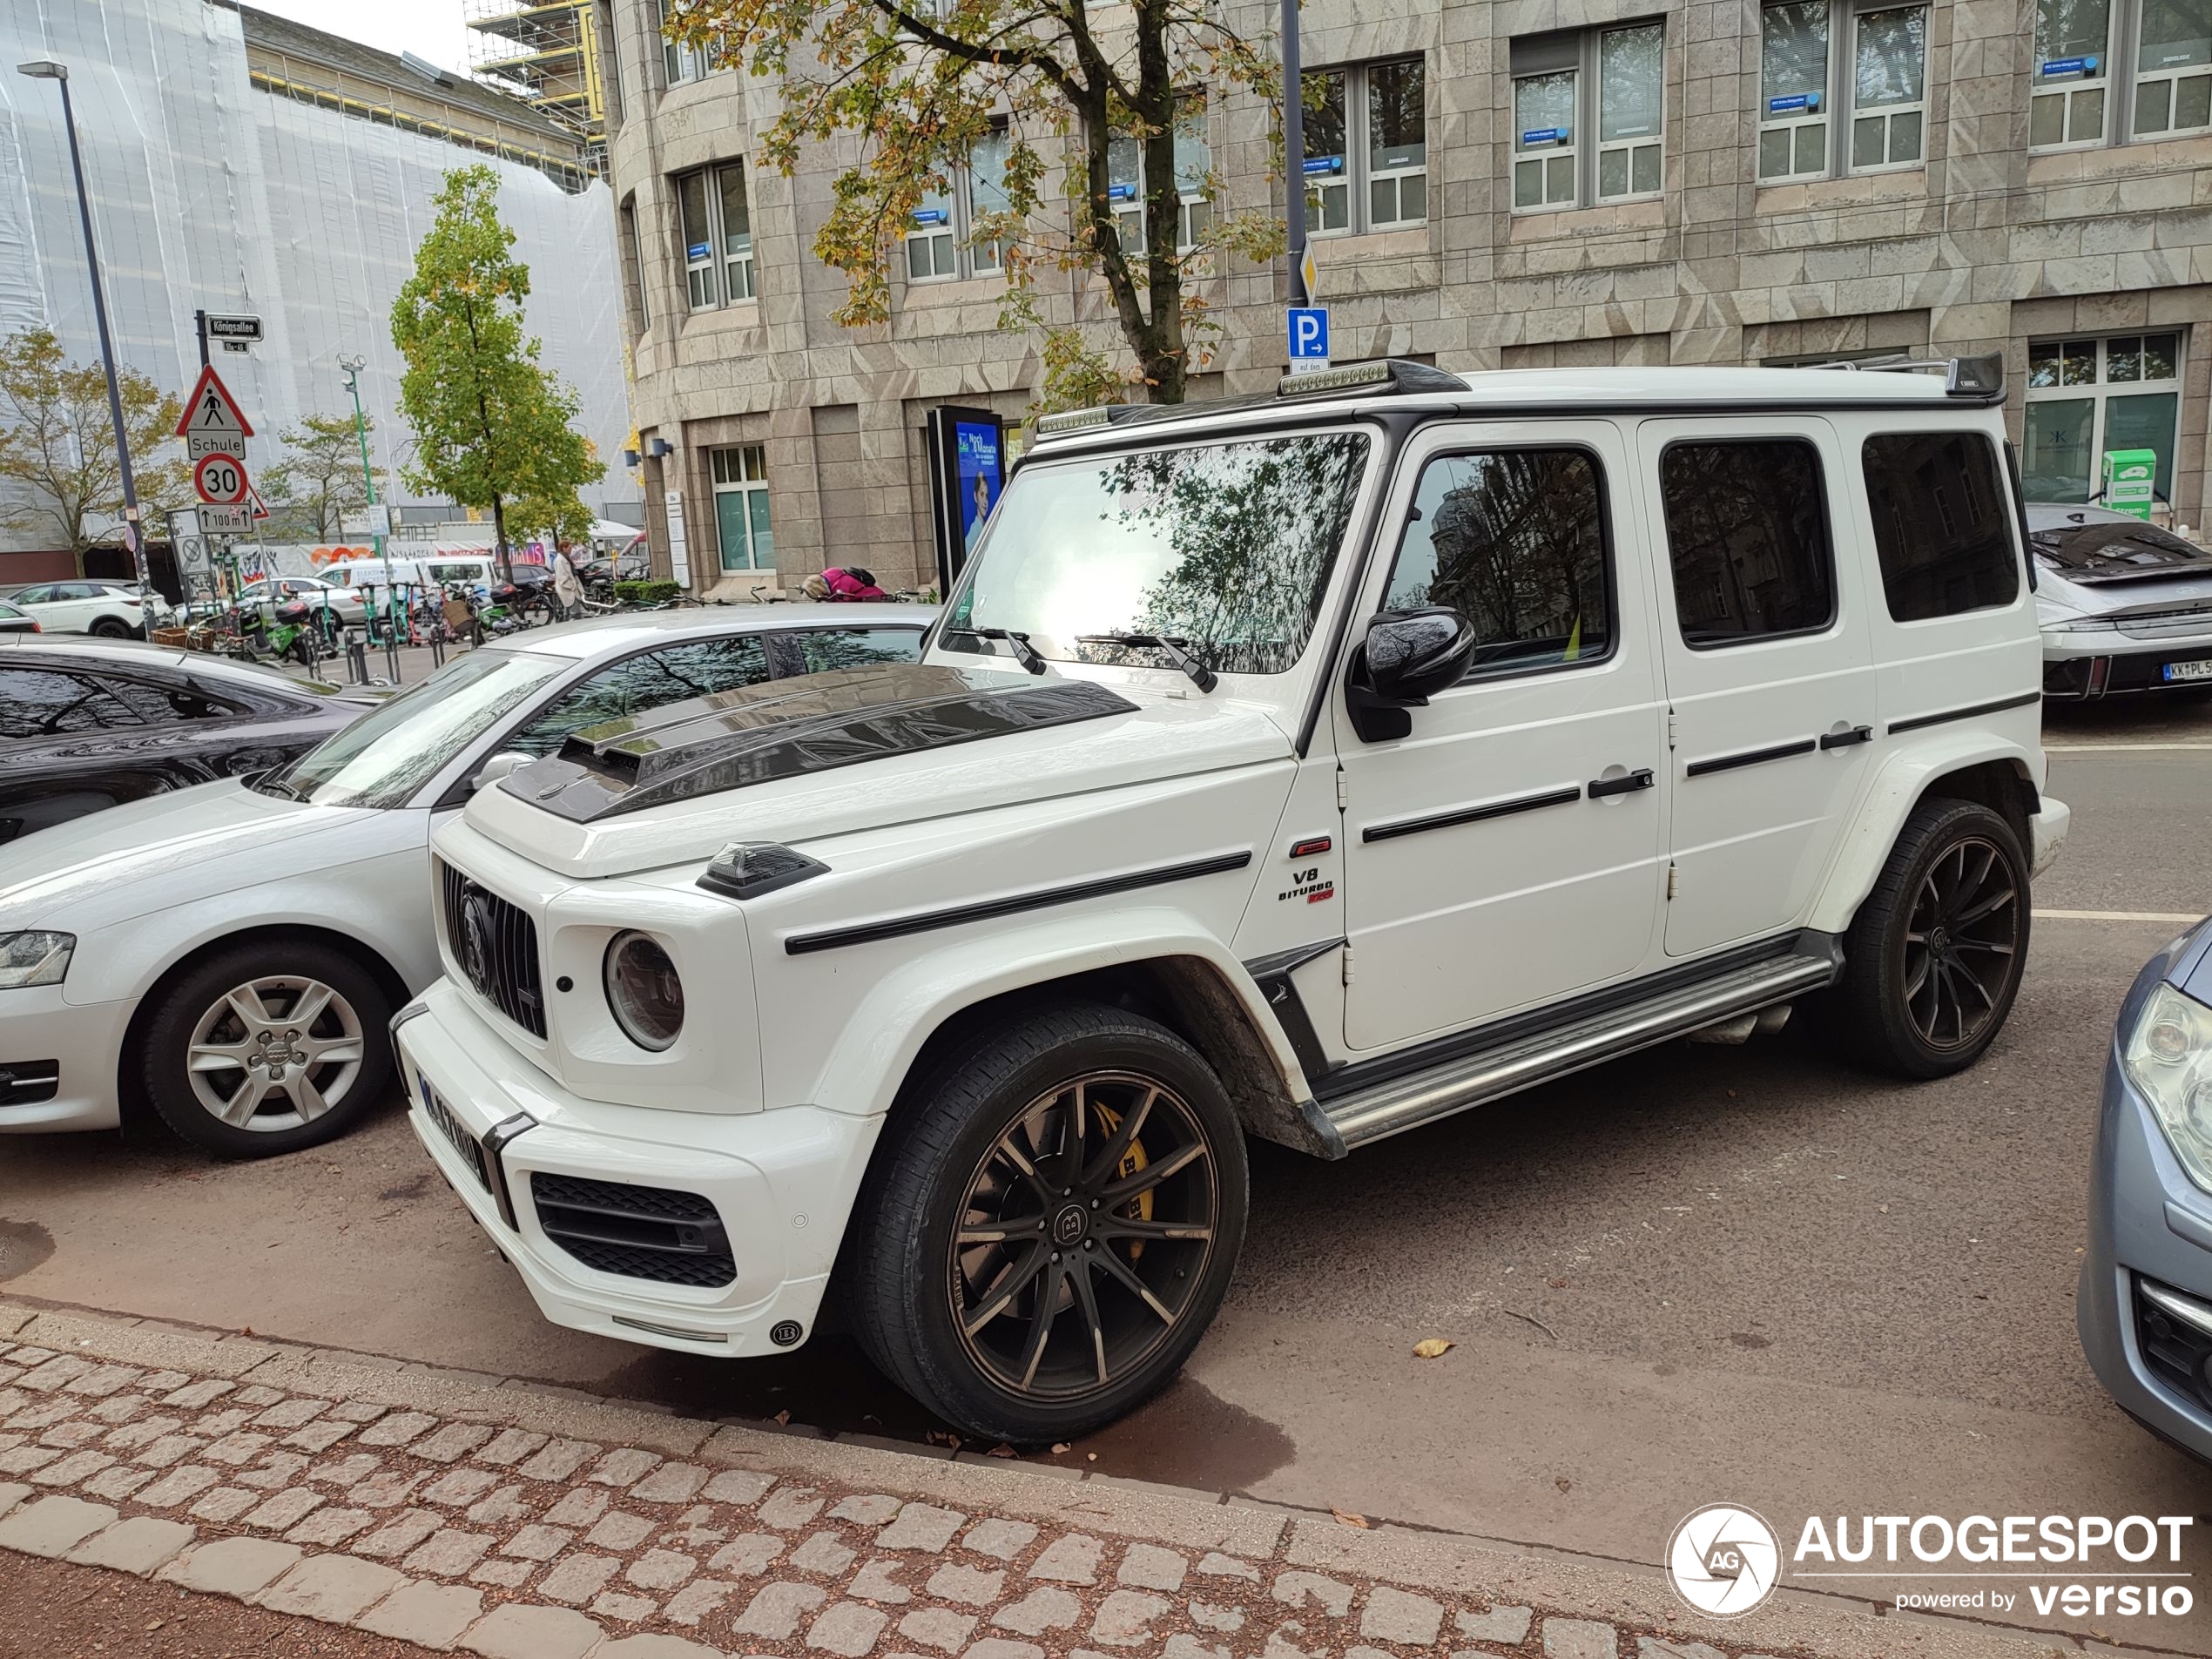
[1900,834,2021,1053]
[950,1070,1219,1400]
[1838,798,2032,1078]
[848,1003,1247,1443]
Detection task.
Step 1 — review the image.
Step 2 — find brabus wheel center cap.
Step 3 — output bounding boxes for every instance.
[1051,1204,1089,1245]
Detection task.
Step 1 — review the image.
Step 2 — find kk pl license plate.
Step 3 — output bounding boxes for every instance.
[2162,658,2212,683]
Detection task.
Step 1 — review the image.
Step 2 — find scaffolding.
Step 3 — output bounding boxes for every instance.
[464,0,608,177]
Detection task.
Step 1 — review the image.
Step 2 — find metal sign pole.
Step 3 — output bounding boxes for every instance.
[1283,0,1307,308]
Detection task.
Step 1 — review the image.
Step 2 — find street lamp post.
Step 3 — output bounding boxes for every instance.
[17,59,151,605]
[336,354,390,590]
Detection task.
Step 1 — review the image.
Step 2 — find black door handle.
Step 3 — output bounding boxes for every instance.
[1819,725,1874,750]
[1588,767,1656,799]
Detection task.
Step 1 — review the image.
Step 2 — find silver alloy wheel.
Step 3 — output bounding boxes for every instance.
[185,975,367,1133]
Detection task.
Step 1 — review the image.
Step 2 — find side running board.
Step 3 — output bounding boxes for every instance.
[1308,943,1840,1156]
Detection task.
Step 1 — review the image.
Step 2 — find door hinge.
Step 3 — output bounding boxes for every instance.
[1666,708,1678,750]
[1335,769,1348,812]
[1666,862,1678,900]
[1341,944,1355,985]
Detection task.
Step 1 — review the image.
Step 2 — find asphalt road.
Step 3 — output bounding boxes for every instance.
[3,692,2210,1646]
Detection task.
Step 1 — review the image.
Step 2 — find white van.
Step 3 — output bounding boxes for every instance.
[319,555,498,597]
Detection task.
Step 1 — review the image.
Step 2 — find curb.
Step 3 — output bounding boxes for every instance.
[0,1297,2176,1659]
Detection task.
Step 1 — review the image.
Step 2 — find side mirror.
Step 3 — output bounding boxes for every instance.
[469,752,533,793]
[1347,608,1479,742]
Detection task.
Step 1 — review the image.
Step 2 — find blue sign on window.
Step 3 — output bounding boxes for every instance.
[1520,127,1568,146]
[1767,92,1820,113]
[686,242,711,260]
[2040,56,2098,76]
[1302,155,1345,176]
[912,209,948,226]
[1107,183,1137,201]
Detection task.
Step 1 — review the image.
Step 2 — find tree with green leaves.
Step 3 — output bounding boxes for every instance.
[507,484,597,552]
[261,411,386,542]
[664,0,1285,407]
[389,165,604,576]
[0,327,188,572]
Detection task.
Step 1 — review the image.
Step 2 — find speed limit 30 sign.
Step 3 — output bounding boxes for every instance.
[193,452,252,506]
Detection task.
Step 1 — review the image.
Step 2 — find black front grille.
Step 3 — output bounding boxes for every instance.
[530,1172,735,1287]
[0,1062,59,1108]
[439,860,546,1037]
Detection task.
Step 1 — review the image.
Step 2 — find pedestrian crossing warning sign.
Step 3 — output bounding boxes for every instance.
[174,364,255,441]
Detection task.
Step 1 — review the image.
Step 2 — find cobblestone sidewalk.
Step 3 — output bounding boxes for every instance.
[0,1304,2104,1659]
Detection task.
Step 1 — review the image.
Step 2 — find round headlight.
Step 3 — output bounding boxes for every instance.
[604,931,684,1051]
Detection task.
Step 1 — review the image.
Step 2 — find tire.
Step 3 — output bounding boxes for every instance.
[1837,798,2031,1079]
[90,617,132,638]
[847,1002,1248,1443]
[139,940,393,1159]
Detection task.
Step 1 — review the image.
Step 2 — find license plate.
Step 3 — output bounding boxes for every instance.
[418,1070,492,1197]
[2162,658,2212,684]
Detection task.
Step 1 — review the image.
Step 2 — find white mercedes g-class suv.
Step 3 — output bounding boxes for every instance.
[397,358,2068,1441]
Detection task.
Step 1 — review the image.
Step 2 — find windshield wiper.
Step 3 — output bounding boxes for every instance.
[1077,632,1217,693]
[944,625,1046,676]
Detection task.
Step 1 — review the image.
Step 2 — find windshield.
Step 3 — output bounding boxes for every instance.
[271,650,564,808]
[944,429,1372,673]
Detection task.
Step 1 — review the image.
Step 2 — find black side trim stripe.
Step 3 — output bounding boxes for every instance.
[1685,738,1817,779]
[1362,785,1582,845]
[784,851,1255,955]
[1886,690,2042,735]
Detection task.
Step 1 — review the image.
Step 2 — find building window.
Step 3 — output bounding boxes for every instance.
[2136,0,2212,138]
[908,128,1015,281]
[1760,1,1831,180]
[1107,98,1214,253]
[2021,334,2183,504]
[2033,0,2113,147]
[1850,4,1926,170]
[1757,0,1925,179]
[653,0,713,84]
[675,164,754,309]
[1861,433,2020,621]
[1304,57,1427,234]
[623,199,649,328]
[711,445,773,572]
[1659,440,1838,647]
[1510,25,1663,212]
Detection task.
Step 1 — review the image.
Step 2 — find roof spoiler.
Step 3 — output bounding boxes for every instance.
[1804,353,2006,401]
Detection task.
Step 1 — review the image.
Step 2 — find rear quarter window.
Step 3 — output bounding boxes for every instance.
[1862,431,2020,621]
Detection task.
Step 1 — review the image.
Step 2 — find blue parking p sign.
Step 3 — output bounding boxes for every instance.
[1287,306,1330,370]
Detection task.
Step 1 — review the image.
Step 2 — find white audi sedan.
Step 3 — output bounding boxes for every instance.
[0,604,929,1158]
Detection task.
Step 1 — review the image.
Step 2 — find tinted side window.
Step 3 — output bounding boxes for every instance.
[508,637,772,756]
[794,628,924,674]
[99,678,236,725]
[0,670,140,738]
[1862,432,2020,621]
[1660,439,1836,647]
[1384,448,1612,679]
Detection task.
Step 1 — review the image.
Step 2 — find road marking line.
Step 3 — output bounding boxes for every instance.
[2046,741,2212,751]
[2037,908,2207,923]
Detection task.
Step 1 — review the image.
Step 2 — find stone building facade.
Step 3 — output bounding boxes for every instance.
[596,0,2212,597]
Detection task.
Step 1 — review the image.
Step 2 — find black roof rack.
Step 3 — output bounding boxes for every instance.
[1802,352,2005,400]
[1032,358,1472,443]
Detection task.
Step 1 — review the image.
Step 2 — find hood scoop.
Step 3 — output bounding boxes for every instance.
[503,663,1140,822]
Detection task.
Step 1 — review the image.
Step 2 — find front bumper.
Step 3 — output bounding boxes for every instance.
[394,978,879,1358]
[0,986,134,1133]
[2080,1039,2212,1461]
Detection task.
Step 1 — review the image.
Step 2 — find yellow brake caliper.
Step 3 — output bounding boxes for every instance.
[1092,1102,1152,1258]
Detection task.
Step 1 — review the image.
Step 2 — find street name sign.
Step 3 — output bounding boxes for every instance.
[205,314,261,343]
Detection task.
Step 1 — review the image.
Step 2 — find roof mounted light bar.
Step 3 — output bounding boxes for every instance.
[1277,358,1472,400]
[1034,405,1115,438]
